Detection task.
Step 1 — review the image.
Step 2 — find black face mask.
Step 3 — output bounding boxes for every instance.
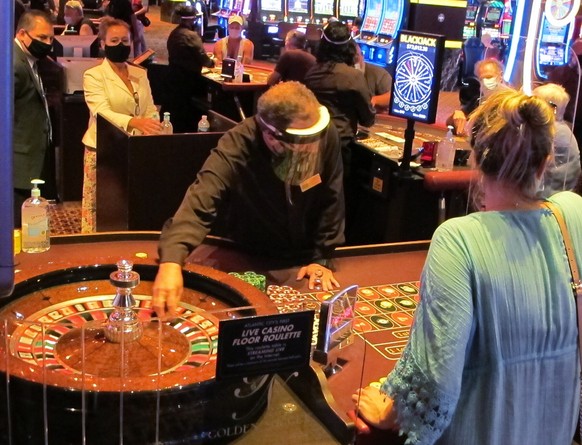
[25,32,53,59]
[104,43,131,63]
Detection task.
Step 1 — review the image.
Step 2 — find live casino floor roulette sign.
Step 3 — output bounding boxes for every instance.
[0,262,277,444]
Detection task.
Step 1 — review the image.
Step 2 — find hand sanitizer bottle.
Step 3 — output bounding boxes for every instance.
[161,112,173,134]
[21,179,50,253]
[197,115,210,132]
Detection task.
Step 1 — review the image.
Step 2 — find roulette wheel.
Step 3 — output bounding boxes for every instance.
[0,260,277,445]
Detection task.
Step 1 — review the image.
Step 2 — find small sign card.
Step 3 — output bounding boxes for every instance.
[216,311,314,380]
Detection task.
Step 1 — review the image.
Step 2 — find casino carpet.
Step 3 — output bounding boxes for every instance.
[49,6,462,235]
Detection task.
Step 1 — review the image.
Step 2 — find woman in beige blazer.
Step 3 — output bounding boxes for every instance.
[81,17,161,233]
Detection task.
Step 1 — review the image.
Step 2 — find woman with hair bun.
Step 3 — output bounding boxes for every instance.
[353,89,582,445]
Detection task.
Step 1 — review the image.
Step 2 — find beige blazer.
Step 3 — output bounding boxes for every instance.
[82,59,158,148]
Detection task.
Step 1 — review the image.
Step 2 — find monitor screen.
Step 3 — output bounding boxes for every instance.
[267,25,279,34]
[361,0,384,33]
[314,0,335,16]
[288,0,309,13]
[338,0,358,18]
[484,6,502,23]
[53,35,99,58]
[480,26,500,39]
[538,45,566,66]
[261,0,283,12]
[465,5,478,21]
[389,31,445,124]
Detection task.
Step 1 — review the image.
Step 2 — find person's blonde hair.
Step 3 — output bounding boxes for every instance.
[532,83,570,121]
[98,16,130,41]
[257,81,320,129]
[469,89,555,198]
[65,0,84,14]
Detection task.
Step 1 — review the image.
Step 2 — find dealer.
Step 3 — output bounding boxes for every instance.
[152,81,345,318]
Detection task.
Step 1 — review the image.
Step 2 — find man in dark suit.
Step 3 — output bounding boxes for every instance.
[13,10,54,226]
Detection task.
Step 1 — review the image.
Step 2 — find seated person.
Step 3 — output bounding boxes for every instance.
[163,6,215,132]
[532,83,581,197]
[63,0,98,35]
[354,43,391,109]
[213,15,254,65]
[267,30,316,86]
[447,58,509,135]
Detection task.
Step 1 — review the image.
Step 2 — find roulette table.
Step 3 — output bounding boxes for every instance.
[2,233,430,444]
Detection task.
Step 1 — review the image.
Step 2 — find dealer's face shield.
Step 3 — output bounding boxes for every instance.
[258,106,331,187]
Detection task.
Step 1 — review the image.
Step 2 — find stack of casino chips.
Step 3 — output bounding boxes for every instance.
[228,271,267,292]
[267,285,310,313]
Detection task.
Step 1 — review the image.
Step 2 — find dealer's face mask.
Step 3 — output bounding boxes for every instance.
[258,106,330,201]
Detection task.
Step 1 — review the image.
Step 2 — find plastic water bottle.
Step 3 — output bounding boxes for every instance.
[21,179,50,253]
[234,55,244,82]
[435,126,456,172]
[197,115,210,132]
[161,112,173,134]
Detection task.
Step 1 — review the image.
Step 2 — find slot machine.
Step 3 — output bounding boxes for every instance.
[371,0,408,67]
[258,0,286,23]
[504,0,579,91]
[355,0,386,63]
[535,1,577,79]
[212,0,234,31]
[476,0,504,39]
[337,0,361,26]
[312,0,337,25]
[287,0,312,24]
[463,0,481,40]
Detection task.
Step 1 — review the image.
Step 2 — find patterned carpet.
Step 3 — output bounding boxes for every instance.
[49,201,81,235]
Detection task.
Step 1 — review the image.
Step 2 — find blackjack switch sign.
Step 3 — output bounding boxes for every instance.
[389,30,445,124]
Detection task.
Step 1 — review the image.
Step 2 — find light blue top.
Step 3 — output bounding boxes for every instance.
[382,191,582,445]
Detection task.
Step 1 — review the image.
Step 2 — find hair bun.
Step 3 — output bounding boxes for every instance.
[517,96,551,127]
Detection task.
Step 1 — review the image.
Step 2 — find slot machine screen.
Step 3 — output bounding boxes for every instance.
[242,0,251,15]
[485,7,501,22]
[378,0,405,37]
[261,0,283,12]
[538,16,569,66]
[338,0,358,18]
[481,26,500,39]
[289,0,309,14]
[389,31,445,124]
[361,0,384,33]
[466,5,478,21]
[315,0,335,16]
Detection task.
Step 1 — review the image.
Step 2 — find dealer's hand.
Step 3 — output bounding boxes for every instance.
[296,263,339,291]
[152,262,183,320]
[352,385,397,431]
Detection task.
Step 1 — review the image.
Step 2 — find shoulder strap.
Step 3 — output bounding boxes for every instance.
[543,200,582,445]
[543,201,582,293]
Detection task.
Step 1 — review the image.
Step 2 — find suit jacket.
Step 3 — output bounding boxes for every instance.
[82,59,158,148]
[13,41,51,190]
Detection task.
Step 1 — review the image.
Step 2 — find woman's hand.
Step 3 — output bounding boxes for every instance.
[129,116,163,135]
[152,262,183,320]
[352,386,397,430]
[296,263,339,291]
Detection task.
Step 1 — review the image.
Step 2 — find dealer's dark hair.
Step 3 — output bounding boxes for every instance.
[469,89,555,199]
[16,9,52,33]
[316,21,356,65]
[257,81,320,130]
